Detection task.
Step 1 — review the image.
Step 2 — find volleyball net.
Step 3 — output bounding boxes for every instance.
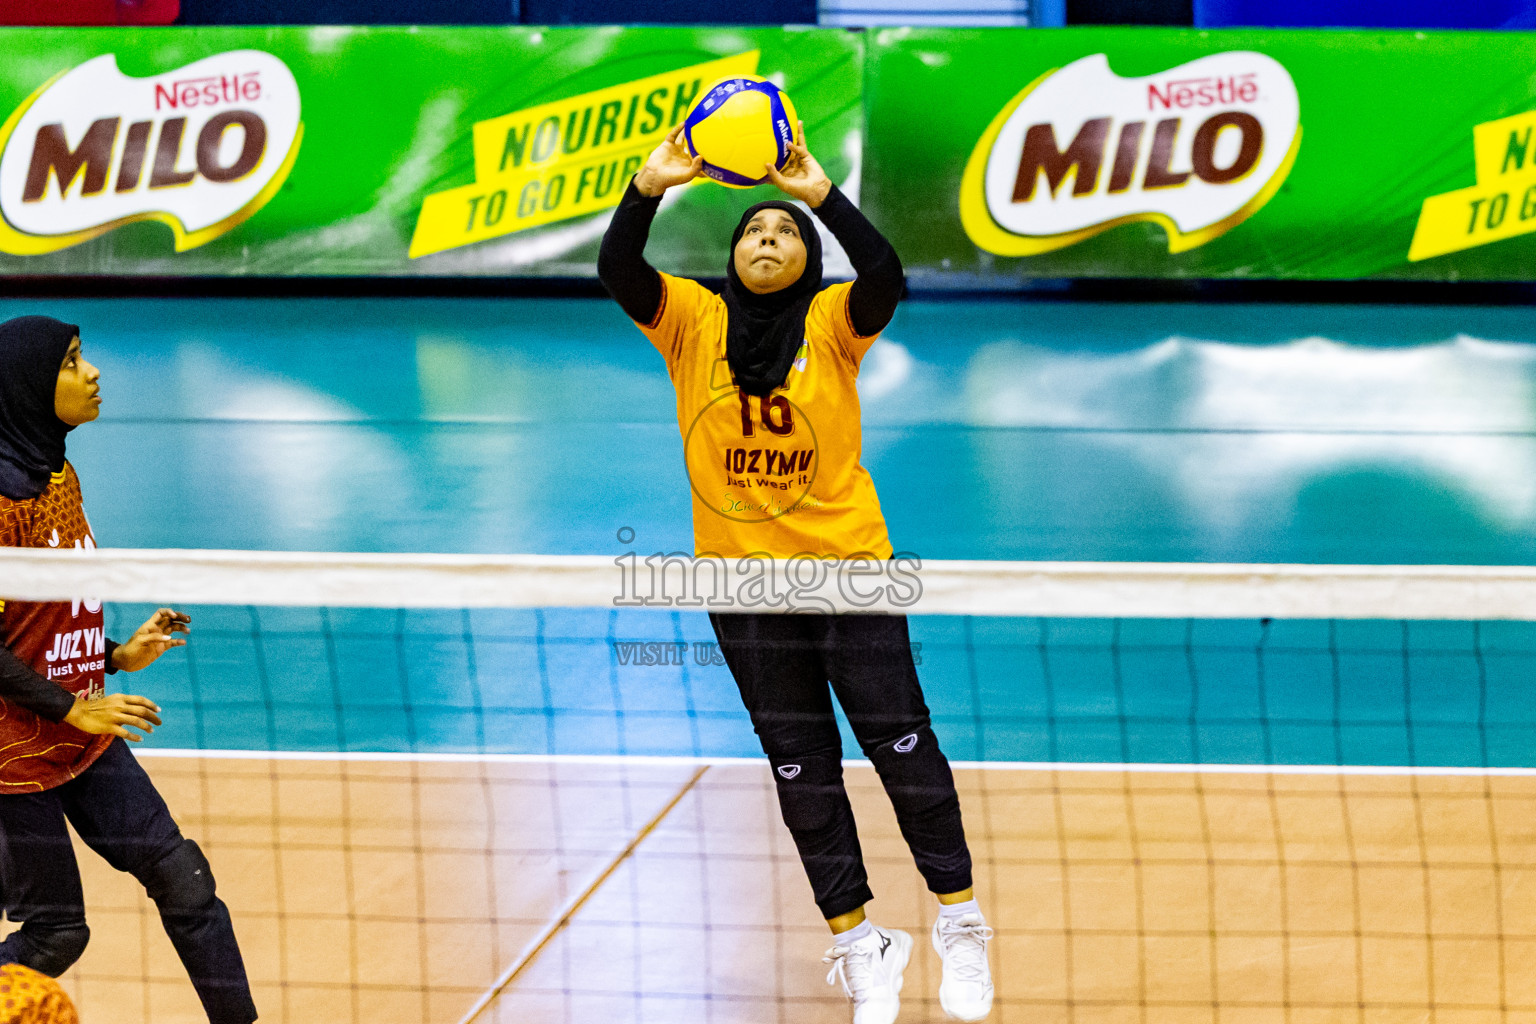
[8,546,1536,767]
[5,548,1535,1024]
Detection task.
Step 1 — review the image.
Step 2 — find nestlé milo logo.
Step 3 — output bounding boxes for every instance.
[960,51,1300,256]
[0,50,303,254]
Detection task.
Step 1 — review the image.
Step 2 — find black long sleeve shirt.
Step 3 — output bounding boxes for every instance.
[598,181,904,337]
[0,642,90,722]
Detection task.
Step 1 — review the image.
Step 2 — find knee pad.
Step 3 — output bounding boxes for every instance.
[139,838,217,915]
[768,750,847,836]
[15,921,89,977]
[867,723,939,768]
[867,724,955,796]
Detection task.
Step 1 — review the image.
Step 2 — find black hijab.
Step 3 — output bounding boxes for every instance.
[0,316,79,501]
[723,200,823,398]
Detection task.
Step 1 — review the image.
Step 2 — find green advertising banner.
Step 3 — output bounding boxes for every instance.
[864,27,1536,282]
[8,26,1536,280]
[0,26,861,277]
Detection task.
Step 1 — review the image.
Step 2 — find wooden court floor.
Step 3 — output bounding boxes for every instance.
[46,755,1536,1024]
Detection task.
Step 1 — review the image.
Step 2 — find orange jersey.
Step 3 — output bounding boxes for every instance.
[638,273,893,559]
[0,463,111,792]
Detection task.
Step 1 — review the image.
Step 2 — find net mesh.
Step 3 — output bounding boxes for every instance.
[99,601,1536,769]
[4,551,1533,1023]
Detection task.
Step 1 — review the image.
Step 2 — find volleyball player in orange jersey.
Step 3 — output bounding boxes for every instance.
[0,317,257,1024]
[598,126,994,1023]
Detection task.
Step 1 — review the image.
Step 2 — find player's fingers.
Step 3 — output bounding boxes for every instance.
[119,694,160,712]
[665,123,684,144]
[117,705,161,726]
[100,717,145,739]
[115,713,155,732]
[764,162,789,187]
[114,704,161,726]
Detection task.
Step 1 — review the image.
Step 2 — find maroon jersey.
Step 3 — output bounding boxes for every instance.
[0,462,110,792]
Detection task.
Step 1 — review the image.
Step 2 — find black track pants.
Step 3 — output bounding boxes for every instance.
[709,612,973,919]
[0,738,257,1024]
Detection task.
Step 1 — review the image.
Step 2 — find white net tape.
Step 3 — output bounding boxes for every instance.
[4,547,1536,618]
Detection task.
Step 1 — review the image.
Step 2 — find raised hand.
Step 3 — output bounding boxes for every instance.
[64,692,162,741]
[110,608,190,673]
[635,124,704,197]
[764,121,832,208]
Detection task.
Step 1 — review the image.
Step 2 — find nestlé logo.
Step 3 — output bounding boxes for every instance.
[960,52,1300,257]
[0,50,303,255]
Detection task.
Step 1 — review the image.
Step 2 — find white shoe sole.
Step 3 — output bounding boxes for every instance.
[939,998,993,1023]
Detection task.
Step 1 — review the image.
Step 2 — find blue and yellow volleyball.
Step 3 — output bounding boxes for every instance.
[681,75,799,189]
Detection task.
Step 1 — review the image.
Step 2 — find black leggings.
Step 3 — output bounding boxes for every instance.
[0,738,257,1024]
[710,612,973,919]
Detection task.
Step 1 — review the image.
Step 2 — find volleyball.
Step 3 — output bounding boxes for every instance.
[681,75,799,189]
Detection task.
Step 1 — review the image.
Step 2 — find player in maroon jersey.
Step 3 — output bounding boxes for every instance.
[0,316,256,1024]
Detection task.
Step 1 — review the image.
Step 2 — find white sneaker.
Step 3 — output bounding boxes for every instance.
[823,925,912,1024]
[932,914,995,1021]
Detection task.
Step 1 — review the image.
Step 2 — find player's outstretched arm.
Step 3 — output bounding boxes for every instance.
[769,121,904,337]
[601,125,700,326]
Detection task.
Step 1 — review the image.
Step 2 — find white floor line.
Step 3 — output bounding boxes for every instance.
[130,747,1536,776]
[950,760,1536,777]
[132,748,763,767]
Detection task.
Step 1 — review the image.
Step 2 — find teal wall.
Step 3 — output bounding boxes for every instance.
[29,295,1536,565]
